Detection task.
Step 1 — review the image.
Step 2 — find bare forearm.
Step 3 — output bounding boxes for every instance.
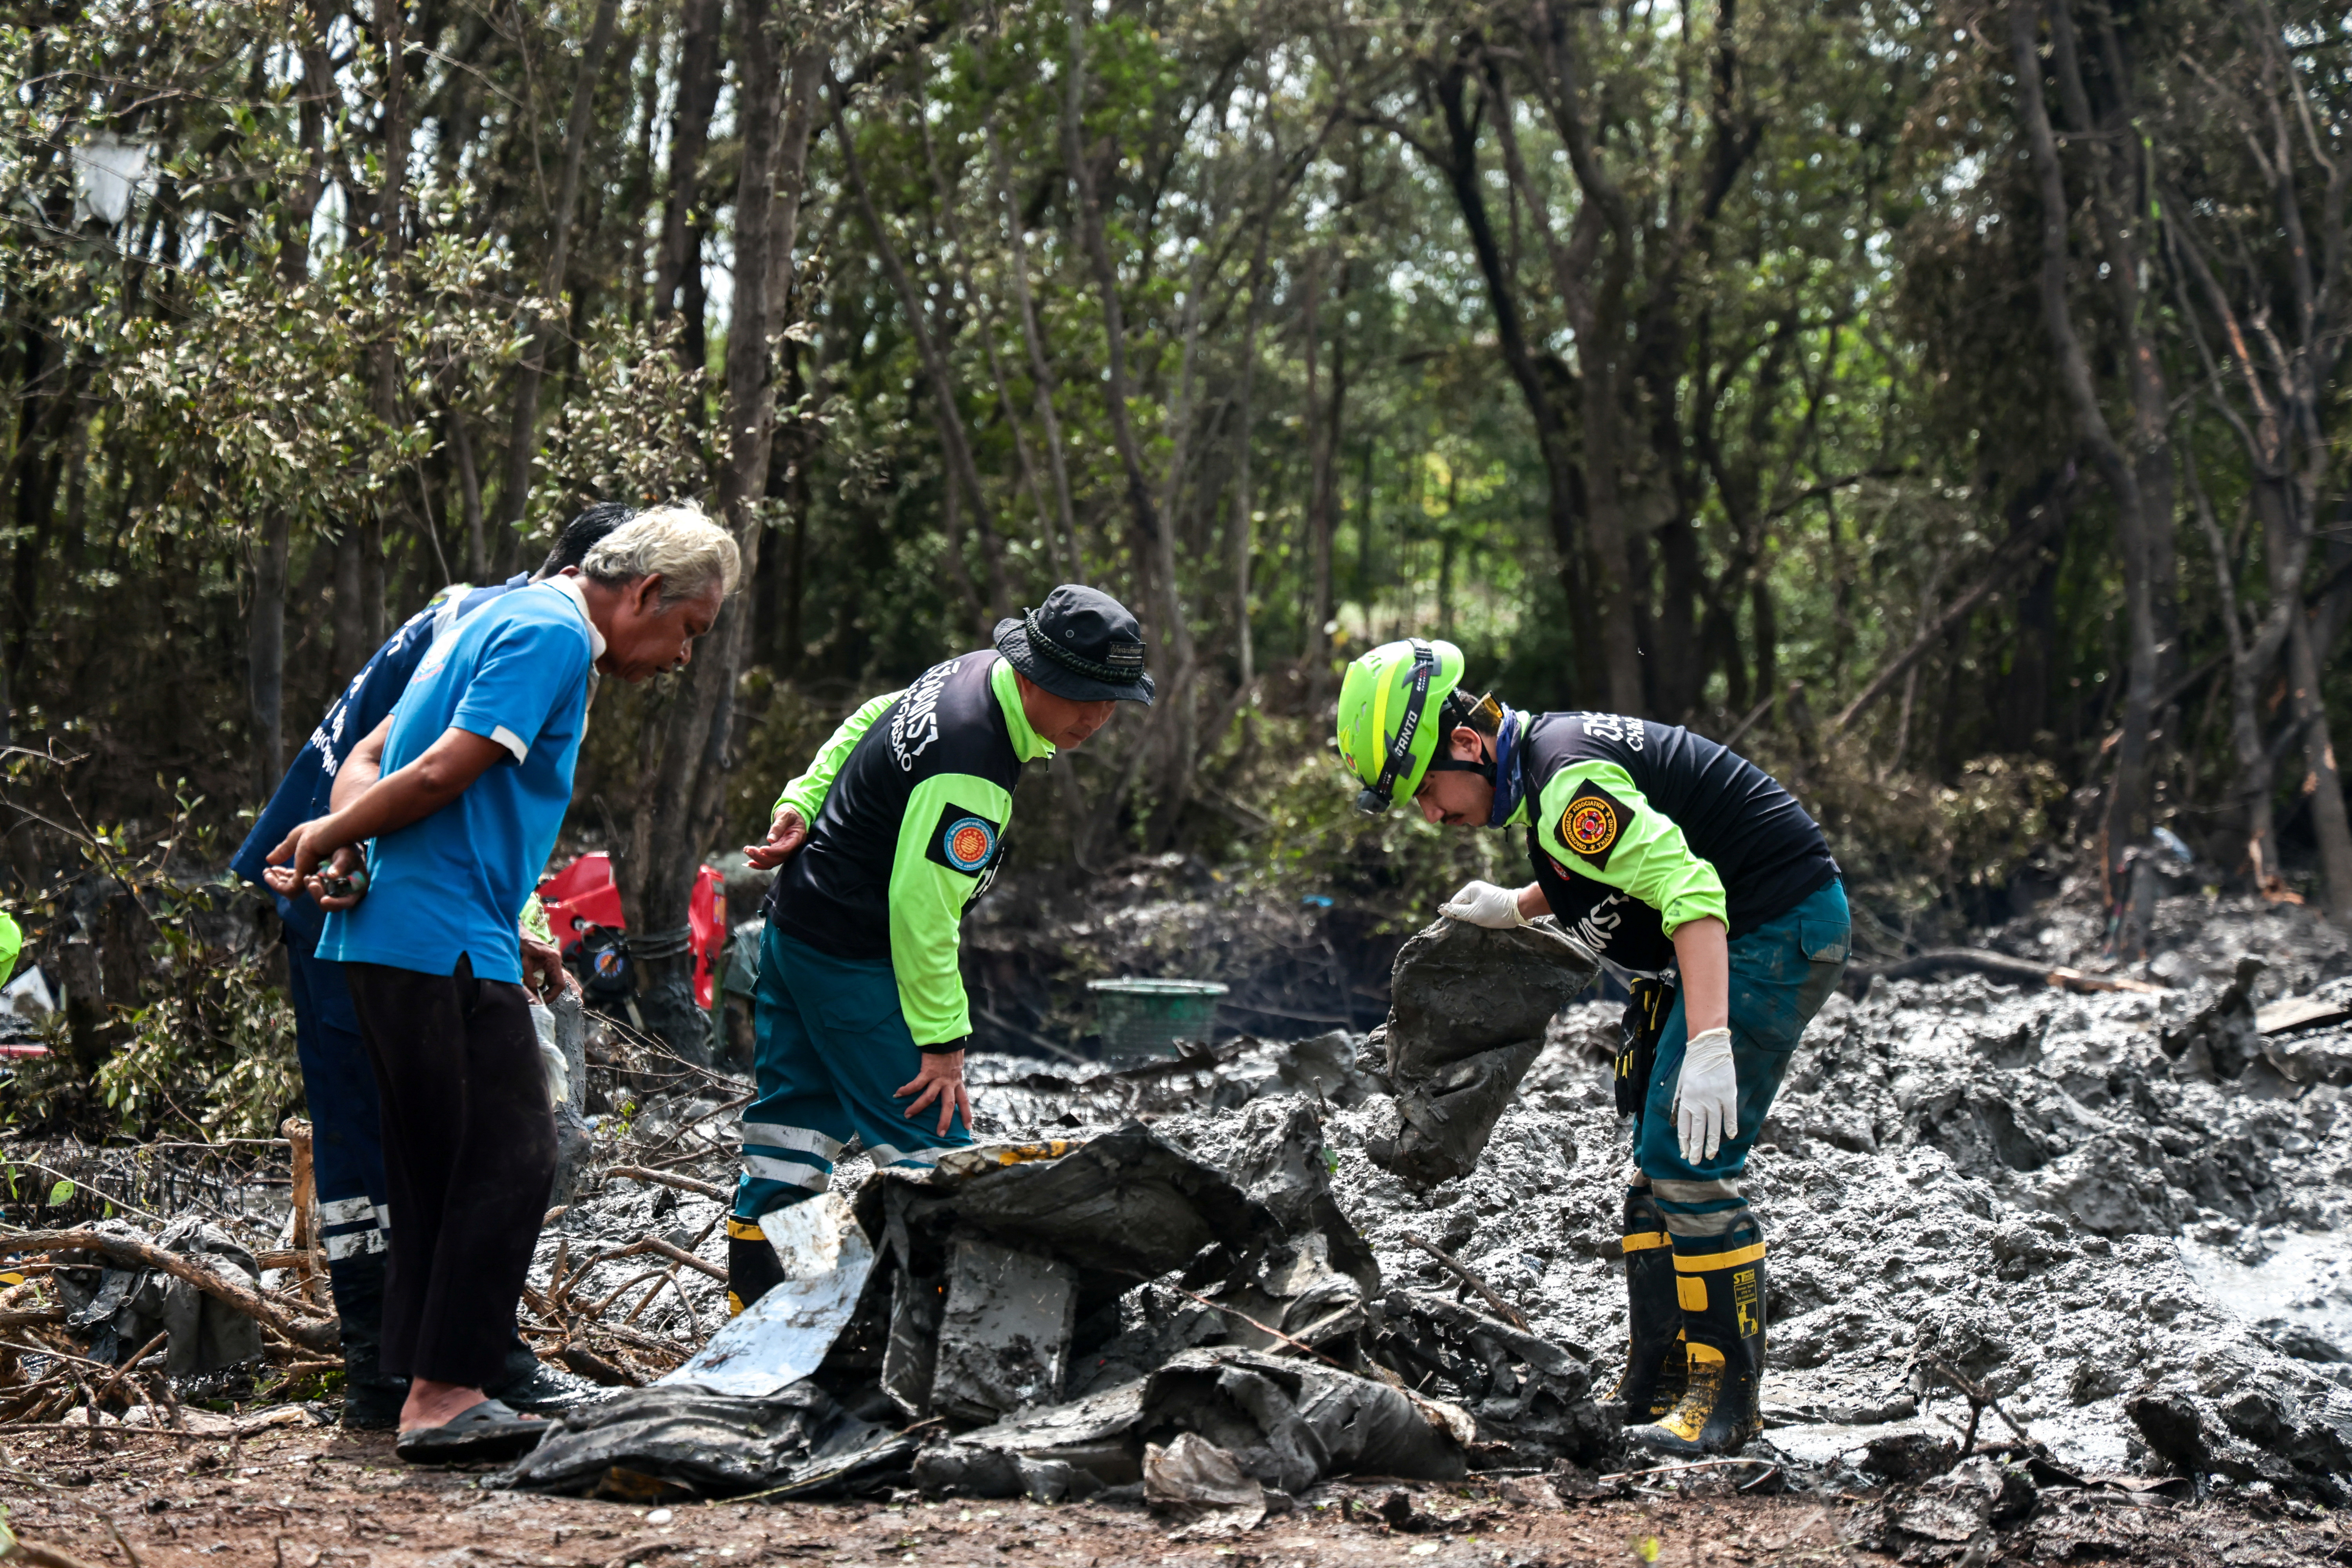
[313,730,505,849]
[1672,917,1730,1034]
[330,719,390,813]
[1514,882,1549,921]
[312,768,466,850]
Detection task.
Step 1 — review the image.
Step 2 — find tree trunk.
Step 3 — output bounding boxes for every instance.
[1230,221,1271,690]
[2187,456,2283,892]
[501,0,621,528]
[1422,62,1602,697]
[1061,0,1185,672]
[2049,2,2181,690]
[448,395,487,578]
[249,511,291,796]
[2009,0,2160,880]
[1305,254,1347,688]
[616,13,820,1058]
[2284,608,2352,926]
[834,79,1007,624]
[363,0,409,642]
[654,0,725,367]
[332,529,365,677]
[987,117,1084,578]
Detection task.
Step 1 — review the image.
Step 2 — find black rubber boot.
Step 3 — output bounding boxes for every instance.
[726,1216,784,1317]
[486,1337,606,1416]
[1628,1223,1766,1456]
[1607,1185,1687,1423]
[327,1250,408,1431]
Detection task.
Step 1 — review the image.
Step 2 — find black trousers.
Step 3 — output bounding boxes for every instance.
[343,958,555,1389]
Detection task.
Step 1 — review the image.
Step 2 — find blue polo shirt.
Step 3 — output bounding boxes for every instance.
[318,581,597,984]
[230,577,529,945]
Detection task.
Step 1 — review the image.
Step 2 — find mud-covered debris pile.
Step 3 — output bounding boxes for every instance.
[512,921,1614,1503]
[955,895,2352,1502]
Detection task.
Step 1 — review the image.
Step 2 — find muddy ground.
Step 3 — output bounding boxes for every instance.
[3,1423,2346,1567]
[12,890,2352,1563]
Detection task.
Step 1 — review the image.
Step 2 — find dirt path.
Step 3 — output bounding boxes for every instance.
[3,1424,2342,1568]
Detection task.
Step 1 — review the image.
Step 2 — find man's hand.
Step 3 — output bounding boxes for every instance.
[895,1048,972,1139]
[1440,879,1531,929]
[743,806,808,871]
[307,845,371,911]
[265,821,350,901]
[1673,1026,1739,1163]
[520,930,575,1002]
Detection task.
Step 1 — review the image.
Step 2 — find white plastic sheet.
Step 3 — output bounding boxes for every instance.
[662,1195,875,1397]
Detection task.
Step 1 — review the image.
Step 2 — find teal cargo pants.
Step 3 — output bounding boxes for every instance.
[1633,878,1849,1261]
[731,922,976,1221]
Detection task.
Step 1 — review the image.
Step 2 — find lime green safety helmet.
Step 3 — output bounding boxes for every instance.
[1335,638,1468,814]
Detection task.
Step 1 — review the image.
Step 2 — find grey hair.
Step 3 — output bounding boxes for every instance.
[579,505,742,608]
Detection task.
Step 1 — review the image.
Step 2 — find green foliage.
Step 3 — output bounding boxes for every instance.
[6,0,2351,980]
[94,939,301,1140]
[1208,713,1513,935]
[0,758,299,1141]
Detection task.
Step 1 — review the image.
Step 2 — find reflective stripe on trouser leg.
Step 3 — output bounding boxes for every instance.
[315,1193,388,1260]
[734,1142,835,1220]
[1650,1176,1751,1239]
[862,1142,949,1171]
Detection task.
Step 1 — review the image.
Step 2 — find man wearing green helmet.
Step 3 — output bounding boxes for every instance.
[1334,638,1849,1457]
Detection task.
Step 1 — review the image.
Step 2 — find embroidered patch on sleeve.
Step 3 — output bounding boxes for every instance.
[1559,782,1627,871]
[926,803,1004,877]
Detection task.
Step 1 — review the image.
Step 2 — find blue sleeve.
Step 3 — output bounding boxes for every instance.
[337,625,434,766]
[449,613,592,763]
[227,619,431,892]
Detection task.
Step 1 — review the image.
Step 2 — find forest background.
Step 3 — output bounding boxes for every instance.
[5,0,2352,1128]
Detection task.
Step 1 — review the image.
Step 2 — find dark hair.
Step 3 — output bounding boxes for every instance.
[536,502,636,578]
[1441,686,1501,737]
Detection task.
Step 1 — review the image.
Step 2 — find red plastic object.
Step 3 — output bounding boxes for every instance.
[537,851,728,1009]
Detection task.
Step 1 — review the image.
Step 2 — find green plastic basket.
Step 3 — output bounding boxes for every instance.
[1086,978,1229,1060]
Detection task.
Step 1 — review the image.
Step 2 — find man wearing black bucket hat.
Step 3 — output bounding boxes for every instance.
[723,585,1153,1314]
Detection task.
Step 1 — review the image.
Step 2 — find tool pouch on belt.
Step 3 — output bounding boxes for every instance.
[1615,977,1675,1116]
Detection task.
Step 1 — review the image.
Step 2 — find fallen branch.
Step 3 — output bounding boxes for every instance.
[0,1230,338,1353]
[629,1232,726,1283]
[603,1166,728,1201]
[1598,1456,1779,1483]
[1403,1233,1530,1330]
[89,1330,167,1411]
[1167,1282,1352,1372]
[1845,948,2165,997]
[4,1536,107,1568]
[556,1343,641,1388]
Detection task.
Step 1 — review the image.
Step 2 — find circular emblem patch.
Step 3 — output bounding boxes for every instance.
[1565,797,1619,858]
[594,947,625,979]
[943,816,997,872]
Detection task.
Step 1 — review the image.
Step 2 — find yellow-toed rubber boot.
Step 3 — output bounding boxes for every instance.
[1607,1186,1687,1422]
[725,1216,785,1317]
[1628,1225,1766,1455]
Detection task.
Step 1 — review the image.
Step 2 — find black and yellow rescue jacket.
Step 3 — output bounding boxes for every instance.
[1510,711,1838,980]
[763,652,1052,1043]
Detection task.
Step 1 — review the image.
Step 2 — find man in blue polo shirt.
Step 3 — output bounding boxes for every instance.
[269,506,739,1464]
[230,504,628,1428]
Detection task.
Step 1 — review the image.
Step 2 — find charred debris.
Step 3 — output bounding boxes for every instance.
[9,900,2352,1542]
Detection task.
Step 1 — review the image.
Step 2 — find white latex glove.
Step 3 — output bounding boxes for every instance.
[1440,879,1529,929]
[1674,1027,1738,1163]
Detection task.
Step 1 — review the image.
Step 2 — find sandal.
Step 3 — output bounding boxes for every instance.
[393,1397,548,1465]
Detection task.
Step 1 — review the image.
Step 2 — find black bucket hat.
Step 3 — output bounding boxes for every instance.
[994,584,1155,705]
